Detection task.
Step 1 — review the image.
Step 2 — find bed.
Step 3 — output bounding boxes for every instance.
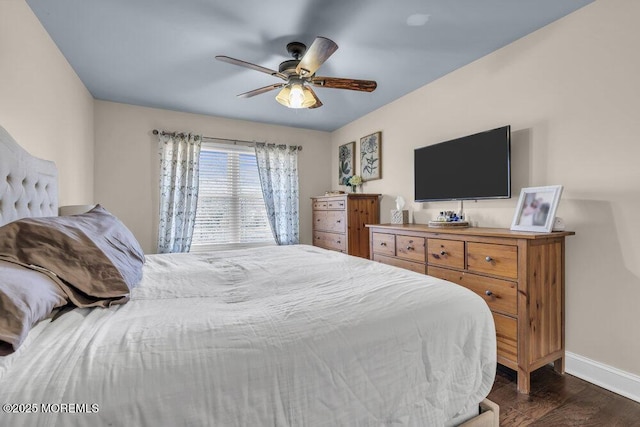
[0,125,498,427]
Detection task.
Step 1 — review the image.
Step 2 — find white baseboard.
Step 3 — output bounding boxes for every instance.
[565,351,640,403]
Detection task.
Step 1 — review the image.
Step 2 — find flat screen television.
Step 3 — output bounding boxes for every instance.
[414,125,511,202]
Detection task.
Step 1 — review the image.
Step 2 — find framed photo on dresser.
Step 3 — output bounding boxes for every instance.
[511,185,563,232]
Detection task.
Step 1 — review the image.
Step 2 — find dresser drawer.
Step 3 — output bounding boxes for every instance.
[313,231,346,252]
[467,242,518,279]
[313,201,328,210]
[374,254,426,274]
[314,210,345,233]
[313,210,326,230]
[326,210,346,232]
[327,199,346,210]
[396,235,425,262]
[427,239,465,269]
[372,232,395,256]
[428,266,517,316]
[493,312,518,364]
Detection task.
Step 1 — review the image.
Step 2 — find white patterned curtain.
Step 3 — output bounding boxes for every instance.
[255,143,300,245]
[157,132,202,253]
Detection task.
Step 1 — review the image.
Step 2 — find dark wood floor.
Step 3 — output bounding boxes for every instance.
[487,365,640,426]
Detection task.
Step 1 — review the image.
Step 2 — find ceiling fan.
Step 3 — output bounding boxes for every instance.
[216,37,377,109]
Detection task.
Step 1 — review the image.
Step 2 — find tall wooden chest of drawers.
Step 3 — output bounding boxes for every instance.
[366,224,574,394]
[311,194,380,258]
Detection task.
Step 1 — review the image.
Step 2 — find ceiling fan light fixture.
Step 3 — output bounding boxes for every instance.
[276,83,316,109]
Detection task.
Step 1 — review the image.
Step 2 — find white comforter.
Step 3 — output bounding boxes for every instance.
[0,245,495,427]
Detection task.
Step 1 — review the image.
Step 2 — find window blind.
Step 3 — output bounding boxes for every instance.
[191,142,274,250]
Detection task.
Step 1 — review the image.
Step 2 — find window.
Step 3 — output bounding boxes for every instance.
[191,142,274,250]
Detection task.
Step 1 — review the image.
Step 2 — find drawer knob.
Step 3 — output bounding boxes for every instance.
[485,290,493,297]
[336,220,341,223]
[380,242,387,246]
[485,256,493,262]
[337,240,341,244]
[440,250,447,256]
[406,246,414,251]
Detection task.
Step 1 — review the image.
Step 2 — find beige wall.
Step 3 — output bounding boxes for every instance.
[331,0,640,376]
[0,0,94,205]
[94,101,332,253]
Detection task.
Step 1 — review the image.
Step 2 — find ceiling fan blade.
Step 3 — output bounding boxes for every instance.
[310,76,377,92]
[216,55,287,80]
[295,37,338,77]
[307,86,323,109]
[237,83,286,98]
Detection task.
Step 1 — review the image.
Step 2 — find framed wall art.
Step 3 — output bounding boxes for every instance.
[360,131,381,181]
[510,185,563,232]
[338,141,355,185]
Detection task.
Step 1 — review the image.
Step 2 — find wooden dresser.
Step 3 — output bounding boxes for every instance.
[366,223,574,393]
[311,194,380,258]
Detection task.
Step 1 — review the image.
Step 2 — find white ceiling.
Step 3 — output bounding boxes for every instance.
[26,0,593,132]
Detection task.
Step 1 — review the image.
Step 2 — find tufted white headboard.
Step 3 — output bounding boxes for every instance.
[0,126,58,226]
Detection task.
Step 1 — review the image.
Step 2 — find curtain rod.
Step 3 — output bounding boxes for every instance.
[152,129,302,150]
[152,129,258,146]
